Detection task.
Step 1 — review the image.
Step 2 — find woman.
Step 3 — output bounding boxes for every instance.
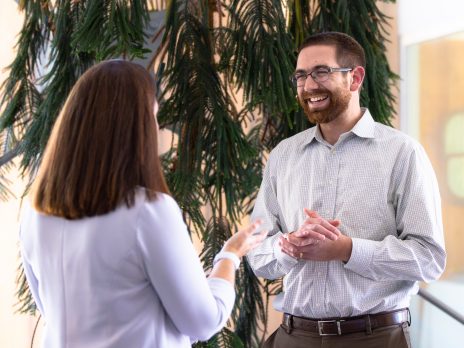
[20,60,266,348]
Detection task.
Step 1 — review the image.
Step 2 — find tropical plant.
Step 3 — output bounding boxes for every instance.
[1,0,397,347]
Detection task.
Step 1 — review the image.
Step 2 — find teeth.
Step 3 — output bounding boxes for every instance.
[309,95,327,102]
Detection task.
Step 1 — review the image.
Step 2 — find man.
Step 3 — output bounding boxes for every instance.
[247,32,446,348]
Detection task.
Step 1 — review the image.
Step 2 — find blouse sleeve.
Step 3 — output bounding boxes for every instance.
[19,226,46,316]
[135,194,235,341]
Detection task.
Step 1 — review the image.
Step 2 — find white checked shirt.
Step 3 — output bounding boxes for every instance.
[247,109,446,318]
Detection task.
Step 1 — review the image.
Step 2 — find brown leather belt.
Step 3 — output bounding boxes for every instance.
[282,308,410,336]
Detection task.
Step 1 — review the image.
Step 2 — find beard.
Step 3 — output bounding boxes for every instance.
[298,86,351,124]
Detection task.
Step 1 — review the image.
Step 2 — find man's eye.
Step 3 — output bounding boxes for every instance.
[295,74,307,80]
[314,69,329,78]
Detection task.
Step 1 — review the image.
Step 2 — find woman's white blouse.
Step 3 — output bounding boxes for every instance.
[20,192,235,348]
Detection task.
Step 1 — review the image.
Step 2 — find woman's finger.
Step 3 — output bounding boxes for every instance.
[241,220,263,236]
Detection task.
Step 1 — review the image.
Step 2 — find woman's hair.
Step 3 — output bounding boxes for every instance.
[32,60,169,219]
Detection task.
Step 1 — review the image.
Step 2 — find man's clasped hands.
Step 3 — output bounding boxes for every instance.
[279,208,352,263]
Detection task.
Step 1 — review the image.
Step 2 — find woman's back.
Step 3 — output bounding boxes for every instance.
[20,190,234,348]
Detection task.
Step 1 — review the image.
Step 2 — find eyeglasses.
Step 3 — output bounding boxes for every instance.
[291,66,353,87]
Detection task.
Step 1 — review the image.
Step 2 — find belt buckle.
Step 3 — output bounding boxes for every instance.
[284,314,292,327]
[283,314,293,334]
[317,320,344,336]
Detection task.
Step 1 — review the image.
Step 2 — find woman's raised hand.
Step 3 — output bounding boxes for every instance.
[222,221,267,258]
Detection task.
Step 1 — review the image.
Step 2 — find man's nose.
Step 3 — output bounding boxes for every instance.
[303,76,320,91]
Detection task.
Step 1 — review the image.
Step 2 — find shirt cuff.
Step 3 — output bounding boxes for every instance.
[343,237,377,275]
[273,234,299,272]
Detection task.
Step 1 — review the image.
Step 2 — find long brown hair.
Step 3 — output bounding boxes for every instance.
[32,60,169,219]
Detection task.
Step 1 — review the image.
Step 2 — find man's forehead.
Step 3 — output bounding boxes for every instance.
[296,44,337,68]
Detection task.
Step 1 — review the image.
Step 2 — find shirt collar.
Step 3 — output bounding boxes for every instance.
[300,126,318,147]
[301,108,375,147]
[351,108,375,139]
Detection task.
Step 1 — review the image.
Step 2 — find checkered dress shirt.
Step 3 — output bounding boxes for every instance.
[247,109,446,318]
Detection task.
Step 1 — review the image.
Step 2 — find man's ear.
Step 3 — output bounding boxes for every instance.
[350,66,365,92]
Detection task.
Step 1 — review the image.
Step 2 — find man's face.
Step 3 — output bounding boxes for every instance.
[295,45,352,124]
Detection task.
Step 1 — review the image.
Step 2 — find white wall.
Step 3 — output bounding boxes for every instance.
[398,0,464,136]
[399,0,464,45]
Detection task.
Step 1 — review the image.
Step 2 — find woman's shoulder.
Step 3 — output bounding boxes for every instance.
[20,199,61,229]
[134,188,178,209]
[134,189,182,222]
[134,189,189,244]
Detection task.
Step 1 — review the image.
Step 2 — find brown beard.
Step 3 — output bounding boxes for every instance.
[299,87,351,124]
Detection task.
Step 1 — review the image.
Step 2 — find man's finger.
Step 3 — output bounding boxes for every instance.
[296,222,340,239]
[304,208,319,218]
[308,218,341,237]
[290,236,320,247]
[293,228,327,240]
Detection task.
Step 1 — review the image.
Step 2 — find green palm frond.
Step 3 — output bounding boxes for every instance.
[286,0,313,47]
[20,1,93,176]
[21,0,153,174]
[199,217,231,273]
[156,0,261,225]
[15,260,37,315]
[0,166,14,201]
[193,327,244,348]
[225,0,295,112]
[224,0,296,116]
[0,1,50,174]
[72,0,151,59]
[162,148,207,235]
[0,130,16,201]
[233,260,267,348]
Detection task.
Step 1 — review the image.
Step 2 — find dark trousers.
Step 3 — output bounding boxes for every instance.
[264,322,411,348]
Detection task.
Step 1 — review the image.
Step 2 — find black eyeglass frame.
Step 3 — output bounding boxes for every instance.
[291,66,353,87]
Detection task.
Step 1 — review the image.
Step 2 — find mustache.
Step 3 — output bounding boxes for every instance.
[300,89,331,99]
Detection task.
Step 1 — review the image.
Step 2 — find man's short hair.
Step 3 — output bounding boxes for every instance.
[299,32,366,69]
